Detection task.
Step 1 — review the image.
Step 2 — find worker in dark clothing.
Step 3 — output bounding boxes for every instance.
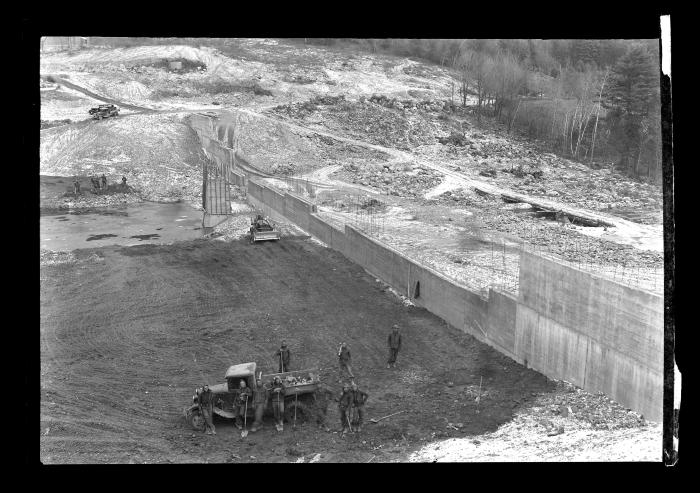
[350,382,368,432]
[234,380,252,430]
[250,378,269,433]
[121,176,127,189]
[338,383,354,434]
[91,176,100,192]
[338,342,354,381]
[100,174,107,191]
[73,178,81,195]
[275,341,291,373]
[270,376,286,432]
[387,324,403,368]
[198,384,216,435]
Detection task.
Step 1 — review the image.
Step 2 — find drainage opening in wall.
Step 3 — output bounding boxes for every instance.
[413,281,420,299]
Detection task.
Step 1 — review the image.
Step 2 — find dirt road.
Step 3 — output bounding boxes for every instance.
[40,236,555,463]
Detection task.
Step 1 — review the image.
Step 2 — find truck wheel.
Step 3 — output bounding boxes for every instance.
[187,409,206,431]
[284,400,314,424]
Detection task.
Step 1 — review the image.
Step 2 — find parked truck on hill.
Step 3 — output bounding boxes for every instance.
[89,104,119,120]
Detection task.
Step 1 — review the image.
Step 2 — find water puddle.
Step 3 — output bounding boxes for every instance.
[129,234,161,241]
[86,234,119,242]
[40,201,205,251]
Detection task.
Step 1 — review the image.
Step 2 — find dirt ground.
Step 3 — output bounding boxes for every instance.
[40,233,562,463]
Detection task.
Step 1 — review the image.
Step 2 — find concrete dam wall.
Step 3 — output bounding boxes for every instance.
[189,112,664,422]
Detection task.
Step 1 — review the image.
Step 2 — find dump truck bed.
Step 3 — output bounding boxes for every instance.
[262,368,319,395]
[251,230,281,242]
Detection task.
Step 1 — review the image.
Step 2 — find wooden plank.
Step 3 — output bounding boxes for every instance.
[472,186,614,227]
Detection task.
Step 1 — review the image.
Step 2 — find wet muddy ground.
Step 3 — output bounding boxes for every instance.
[40,201,207,251]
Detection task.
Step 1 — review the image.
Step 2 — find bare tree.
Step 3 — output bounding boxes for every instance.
[588,68,609,164]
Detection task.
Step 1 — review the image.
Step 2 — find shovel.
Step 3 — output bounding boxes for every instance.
[241,397,249,438]
[293,389,298,431]
[370,410,405,424]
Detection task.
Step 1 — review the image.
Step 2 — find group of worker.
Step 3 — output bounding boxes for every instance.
[196,324,404,437]
[72,175,128,195]
[198,374,287,436]
[90,174,108,192]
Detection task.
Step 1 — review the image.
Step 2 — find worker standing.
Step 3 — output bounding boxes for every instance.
[250,378,269,433]
[270,376,286,432]
[338,342,354,381]
[121,176,127,189]
[275,341,291,373]
[234,380,252,430]
[387,324,403,369]
[199,384,216,435]
[73,178,81,195]
[100,174,107,191]
[350,382,368,432]
[338,383,353,435]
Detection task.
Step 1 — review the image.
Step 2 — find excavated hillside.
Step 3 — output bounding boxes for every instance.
[40,39,663,463]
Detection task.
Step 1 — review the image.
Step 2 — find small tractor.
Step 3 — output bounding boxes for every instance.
[89,104,119,120]
[183,362,328,431]
[249,214,281,243]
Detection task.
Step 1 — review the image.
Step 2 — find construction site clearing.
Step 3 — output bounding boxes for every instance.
[40,39,664,463]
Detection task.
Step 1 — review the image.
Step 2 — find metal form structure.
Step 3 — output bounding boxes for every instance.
[202,157,232,229]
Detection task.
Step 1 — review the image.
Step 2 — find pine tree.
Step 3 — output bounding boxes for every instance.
[602,45,659,175]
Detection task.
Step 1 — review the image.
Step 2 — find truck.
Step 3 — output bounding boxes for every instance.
[183,362,328,431]
[249,215,281,243]
[89,104,119,120]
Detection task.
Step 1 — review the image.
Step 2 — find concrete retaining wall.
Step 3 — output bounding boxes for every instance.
[514,251,663,421]
[244,176,663,421]
[190,113,663,422]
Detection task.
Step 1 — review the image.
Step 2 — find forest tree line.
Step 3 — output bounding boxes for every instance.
[302,38,662,182]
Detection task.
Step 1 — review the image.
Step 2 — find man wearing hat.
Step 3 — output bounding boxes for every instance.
[250,378,269,432]
[275,341,291,373]
[234,380,252,430]
[387,324,403,369]
[199,384,216,435]
[338,342,354,380]
[270,376,286,432]
[338,382,354,434]
[350,382,369,432]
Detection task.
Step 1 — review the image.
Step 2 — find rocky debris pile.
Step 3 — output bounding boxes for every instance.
[534,380,648,431]
[42,189,143,213]
[435,190,480,207]
[271,162,298,175]
[341,163,442,197]
[325,101,438,150]
[425,123,661,224]
[40,249,104,267]
[272,95,346,119]
[289,75,315,84]
[465,198,663,269]
[282,375,315,386]
[437,131,469,146]
[366,94,446,113]
[505,162,544,180]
